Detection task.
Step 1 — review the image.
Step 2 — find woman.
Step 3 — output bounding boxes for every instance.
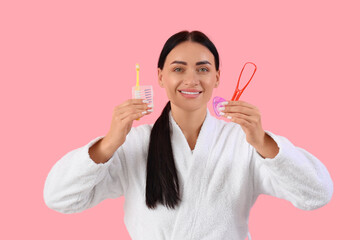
[44,30,333,240]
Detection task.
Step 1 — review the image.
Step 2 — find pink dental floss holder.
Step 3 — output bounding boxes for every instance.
[213,62,257,117]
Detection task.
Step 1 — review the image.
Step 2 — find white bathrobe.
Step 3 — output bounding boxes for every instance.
[44,109,333,240]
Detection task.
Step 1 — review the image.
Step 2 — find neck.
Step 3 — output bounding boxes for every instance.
[170,103,207,148]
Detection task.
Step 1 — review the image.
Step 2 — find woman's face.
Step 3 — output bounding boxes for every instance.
[158,41,220,112]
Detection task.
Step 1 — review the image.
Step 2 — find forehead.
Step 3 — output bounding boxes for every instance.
[165,41,215,65]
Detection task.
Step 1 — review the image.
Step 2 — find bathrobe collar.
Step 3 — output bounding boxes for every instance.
[168,108,217,157]
[167,107,218,192]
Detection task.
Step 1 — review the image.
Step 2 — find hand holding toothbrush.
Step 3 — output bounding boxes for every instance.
[105,99,152,147]
[89,99,152,164]
[104,63,153,150]
[89,63,153,164]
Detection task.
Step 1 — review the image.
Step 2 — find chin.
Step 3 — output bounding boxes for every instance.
[171,100,208,112]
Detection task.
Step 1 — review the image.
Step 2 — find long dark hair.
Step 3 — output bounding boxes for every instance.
[145,30,220,209]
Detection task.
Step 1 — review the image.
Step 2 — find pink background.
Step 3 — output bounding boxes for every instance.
[1,0,358,239]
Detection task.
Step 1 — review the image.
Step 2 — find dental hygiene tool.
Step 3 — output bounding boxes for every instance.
[213,62,257,117]
[132,63,154,120]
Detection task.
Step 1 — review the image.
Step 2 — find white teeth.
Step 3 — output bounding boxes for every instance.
[180,91,201,95]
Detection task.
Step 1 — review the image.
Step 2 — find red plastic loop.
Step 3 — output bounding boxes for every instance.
[231,62,257,101]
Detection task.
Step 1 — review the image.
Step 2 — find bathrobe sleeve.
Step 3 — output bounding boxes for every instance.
[251,130,334,210]
[44,135,129,214]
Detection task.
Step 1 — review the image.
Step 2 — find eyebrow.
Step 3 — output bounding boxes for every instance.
[170,60,212,66]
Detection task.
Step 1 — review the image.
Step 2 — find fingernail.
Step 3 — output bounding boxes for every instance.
[222,101,228,105]
[218,107,225,111]
[142,100,149,103]
[227,116,232,119]
[147,104,153,108]
[142,111,147,114]
[219,112,225,116]
[147,109,153,112]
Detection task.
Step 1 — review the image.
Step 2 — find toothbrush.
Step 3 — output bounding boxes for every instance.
[135,63,140,92]
[132,63,154,120]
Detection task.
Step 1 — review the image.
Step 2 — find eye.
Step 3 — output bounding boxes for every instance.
[173,67,183,72]
[198,67,209,72]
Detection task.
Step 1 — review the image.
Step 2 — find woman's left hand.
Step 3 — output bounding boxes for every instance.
[219,100,266,148]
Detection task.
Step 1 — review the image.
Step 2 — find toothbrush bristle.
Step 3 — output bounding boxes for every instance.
[136,64,140,71]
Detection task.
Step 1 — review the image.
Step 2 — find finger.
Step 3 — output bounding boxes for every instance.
[115,103,150,114]
[117,99,151,108]
[129,98,151,104]
[116,99,154,113]
[120,109,148,122]
[117,107,146,118]
[225,113,253,124]
[224,100,257,109]
[219,105,253,116]
[234,113,257,123]
[231,117,252,128]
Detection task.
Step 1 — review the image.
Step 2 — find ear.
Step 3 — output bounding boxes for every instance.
[158,68,164,88]
[214,70,220,88]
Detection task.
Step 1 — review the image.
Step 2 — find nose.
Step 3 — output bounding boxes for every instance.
[183,71,200,86]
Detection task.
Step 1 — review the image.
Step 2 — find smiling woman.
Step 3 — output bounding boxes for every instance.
[44,30,333,240]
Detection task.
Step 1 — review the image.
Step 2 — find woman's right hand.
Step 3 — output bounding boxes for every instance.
[89,99,152,163]
[104,99,152,150]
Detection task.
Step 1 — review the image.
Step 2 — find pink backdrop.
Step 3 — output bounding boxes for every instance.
[1,0,358,239]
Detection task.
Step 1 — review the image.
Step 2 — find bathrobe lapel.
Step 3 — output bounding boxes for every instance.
[169,109,218,239]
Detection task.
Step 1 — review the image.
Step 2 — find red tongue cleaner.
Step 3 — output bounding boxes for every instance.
[212,62,257,117]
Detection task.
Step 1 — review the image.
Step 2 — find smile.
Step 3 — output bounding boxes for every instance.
[179,91,202,95]
[178,90,203,99]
